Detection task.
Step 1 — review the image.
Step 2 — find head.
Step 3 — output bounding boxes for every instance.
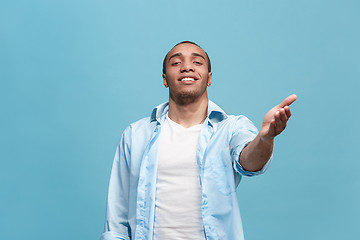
[162,41,212,105]
[162,41,211,75]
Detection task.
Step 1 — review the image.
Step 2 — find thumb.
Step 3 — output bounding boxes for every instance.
[278,94,297,108]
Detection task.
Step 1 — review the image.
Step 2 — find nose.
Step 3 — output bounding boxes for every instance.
[180,61,194,73]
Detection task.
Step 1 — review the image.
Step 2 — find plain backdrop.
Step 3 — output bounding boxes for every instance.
[1,0,359,239]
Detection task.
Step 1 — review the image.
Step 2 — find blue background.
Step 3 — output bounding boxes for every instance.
[1,0,359,239]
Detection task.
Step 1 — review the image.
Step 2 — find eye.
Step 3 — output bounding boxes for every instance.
[194,61,202,65]
[171,61,180,66]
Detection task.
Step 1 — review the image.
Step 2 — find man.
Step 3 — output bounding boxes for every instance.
[100,41,297,240]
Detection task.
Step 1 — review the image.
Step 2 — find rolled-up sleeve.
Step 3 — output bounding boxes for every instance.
[230,115,272,177]
[101,127,132,240]
[100,231,130,240]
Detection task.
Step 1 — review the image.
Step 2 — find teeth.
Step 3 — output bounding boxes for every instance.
[181,77,195,81]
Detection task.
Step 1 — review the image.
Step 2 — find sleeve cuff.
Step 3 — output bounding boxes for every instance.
[100,231,130,240]
[232,142,273,177]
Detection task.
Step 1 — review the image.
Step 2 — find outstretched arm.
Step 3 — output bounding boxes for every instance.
[239,94,297,172]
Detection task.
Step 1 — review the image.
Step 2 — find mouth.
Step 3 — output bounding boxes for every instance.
[179,76,198,82]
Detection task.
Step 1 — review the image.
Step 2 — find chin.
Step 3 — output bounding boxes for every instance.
[171,90,206,106]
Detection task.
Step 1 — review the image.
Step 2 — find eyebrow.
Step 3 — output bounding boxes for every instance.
[168,52,206,62]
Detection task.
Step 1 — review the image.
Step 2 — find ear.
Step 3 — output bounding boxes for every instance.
[207,72,212,87]
[162,73,168,88]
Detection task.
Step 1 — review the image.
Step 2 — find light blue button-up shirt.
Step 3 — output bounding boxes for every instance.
[101,100,271,240]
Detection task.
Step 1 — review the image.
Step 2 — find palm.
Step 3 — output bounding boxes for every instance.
[260,94,297,141]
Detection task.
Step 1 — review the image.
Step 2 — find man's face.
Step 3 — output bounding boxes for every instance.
[163,43,212,105]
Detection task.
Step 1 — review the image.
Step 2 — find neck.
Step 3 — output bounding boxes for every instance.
[168,94,208,128]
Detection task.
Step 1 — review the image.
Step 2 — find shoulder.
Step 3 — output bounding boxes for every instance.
[122,116,155,136]
[232,115,258,135]
[220,114,258,134]
[227,114,254,125]
[207,100,258,133]
[121,101,164,139]
[208,100,253,126]
[130,116,153,129]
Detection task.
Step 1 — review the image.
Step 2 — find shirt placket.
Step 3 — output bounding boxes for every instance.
[135,122,161,240]
[197,120,219,240]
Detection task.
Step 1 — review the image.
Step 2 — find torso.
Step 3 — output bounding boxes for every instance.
[153,114,206,239]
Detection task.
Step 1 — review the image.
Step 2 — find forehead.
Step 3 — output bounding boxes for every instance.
[167,43,206,59]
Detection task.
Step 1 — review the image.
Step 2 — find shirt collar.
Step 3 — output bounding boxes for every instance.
[150,102,169,123]
[207,100,228,124]
[150,100,228,124]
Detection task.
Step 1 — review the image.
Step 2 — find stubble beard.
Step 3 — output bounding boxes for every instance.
[169,81,208,106]
[170,91,200,106]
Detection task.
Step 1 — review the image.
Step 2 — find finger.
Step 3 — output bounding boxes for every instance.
[284,106,292,119]
[279,108,288,122]
[269,119,277,137]
[274,111,283,134]
[279,109,289,130]
[279,94,297,108]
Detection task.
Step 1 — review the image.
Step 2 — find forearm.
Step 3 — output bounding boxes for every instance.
[238,94,296,172]
[239,133,273,172]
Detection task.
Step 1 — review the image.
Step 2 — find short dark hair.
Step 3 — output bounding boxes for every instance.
[162,41,211,74]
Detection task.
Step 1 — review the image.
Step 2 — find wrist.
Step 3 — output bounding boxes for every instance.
[259,130,274,144]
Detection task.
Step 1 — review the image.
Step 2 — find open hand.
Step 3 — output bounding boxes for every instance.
[259,94,297,142]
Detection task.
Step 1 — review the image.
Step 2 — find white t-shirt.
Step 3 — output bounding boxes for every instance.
[153,114,206,240]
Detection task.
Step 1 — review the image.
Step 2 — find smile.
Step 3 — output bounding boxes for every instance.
[180,77,196,82]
